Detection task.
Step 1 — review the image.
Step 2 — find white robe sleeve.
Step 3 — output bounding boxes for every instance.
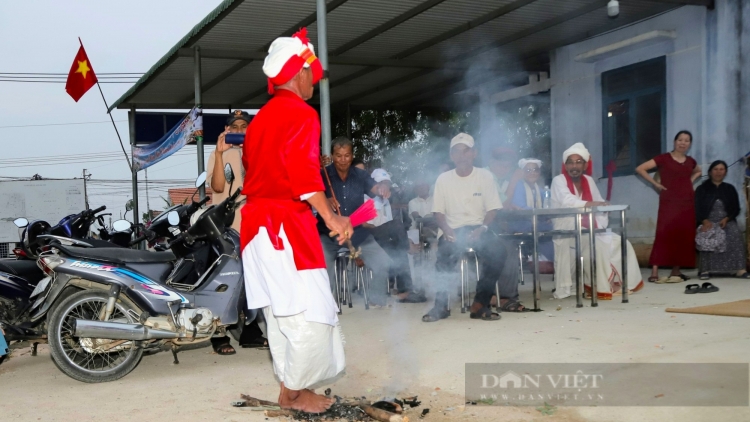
[585,176,609,228]
[550,175,587,208]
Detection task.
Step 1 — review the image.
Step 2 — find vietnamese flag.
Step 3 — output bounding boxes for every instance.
[65,42,98,102]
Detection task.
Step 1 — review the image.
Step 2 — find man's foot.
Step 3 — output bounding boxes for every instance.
[211,337,236,355]
[397,291,427,303]
[498,299,529,313]
[422,305,450,322]
[278,383,333,414]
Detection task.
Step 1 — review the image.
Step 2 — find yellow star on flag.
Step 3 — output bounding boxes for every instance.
[75,60,91,79]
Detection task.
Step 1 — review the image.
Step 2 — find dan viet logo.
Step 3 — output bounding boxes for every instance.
[482,370,604,390]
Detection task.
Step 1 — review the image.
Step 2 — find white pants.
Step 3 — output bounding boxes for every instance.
[263,307,346,390]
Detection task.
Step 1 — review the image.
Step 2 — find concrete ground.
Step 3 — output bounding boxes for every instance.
[1,269,750,422]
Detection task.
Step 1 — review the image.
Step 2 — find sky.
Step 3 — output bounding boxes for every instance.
[0,0,227,223]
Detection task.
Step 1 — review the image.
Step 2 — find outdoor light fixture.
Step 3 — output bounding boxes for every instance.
[608,0,620,19]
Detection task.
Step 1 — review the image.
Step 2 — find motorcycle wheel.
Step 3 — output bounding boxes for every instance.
[47,289,143,383]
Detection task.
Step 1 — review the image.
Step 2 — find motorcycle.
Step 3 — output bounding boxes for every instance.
[42,166,251,383]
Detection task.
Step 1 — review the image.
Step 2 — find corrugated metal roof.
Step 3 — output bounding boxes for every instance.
[111,0,700,112]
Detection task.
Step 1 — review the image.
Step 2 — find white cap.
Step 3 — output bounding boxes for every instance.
[371,168,391,183]
[450,133,475,149]
[263,37,315,79]
[562,142,591,163]
[518,158,543,169]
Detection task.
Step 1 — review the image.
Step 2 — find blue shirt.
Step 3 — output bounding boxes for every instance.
[317,165,376,246]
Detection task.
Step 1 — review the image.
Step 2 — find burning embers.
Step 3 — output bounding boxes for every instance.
[235,392,424,422]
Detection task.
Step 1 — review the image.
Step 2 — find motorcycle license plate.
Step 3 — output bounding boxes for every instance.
[29,276,51,298]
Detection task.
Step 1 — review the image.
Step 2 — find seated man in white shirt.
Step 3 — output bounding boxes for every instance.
[423,133,526,322]
[551,143,644,300]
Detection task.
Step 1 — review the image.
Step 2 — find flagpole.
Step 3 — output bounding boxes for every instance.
[78,38,132,171]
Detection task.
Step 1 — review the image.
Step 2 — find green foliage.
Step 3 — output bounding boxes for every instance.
[536,402,557,416]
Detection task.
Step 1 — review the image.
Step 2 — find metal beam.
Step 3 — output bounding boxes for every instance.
[396,4,675,110]
[176,48,509,70]
[180,59,253,104]
[330,0,541,105]
[331,0,448,55]
[641,0,713,7]
[333,69,435,106]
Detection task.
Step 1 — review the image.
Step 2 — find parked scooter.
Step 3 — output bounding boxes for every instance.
[43,166,250,383]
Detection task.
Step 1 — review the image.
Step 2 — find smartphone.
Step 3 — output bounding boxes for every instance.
[225,132,245,145]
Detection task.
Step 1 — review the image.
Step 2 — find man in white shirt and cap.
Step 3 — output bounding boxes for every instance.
[424,133,526,322]
[551,143,644,300]
[240,28,351,413]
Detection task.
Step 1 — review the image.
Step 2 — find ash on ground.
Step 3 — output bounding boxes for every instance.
[291,397,367,421]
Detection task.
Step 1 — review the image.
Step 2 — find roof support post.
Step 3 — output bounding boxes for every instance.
[346,103,352,140]
[128,106,142,249]
[194,46,206,199]
[317,0,332,155]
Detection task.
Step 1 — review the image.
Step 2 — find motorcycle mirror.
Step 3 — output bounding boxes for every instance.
[167,211,180,226]
[195,172,207,188]
[13,217,28,228]
[112,219,132,233]
[223,163,235,184]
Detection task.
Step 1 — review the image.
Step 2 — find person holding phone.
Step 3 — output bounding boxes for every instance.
[208,110,251,232]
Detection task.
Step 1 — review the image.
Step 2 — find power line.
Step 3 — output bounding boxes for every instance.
[0,120,127,129]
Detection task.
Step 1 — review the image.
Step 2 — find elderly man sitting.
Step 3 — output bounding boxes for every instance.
[423,133,526,323]
[551,143,644,300]
[509,158,554,262]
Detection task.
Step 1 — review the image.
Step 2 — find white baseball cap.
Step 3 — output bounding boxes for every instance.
[370,168,391,183]
[450,133,475,149]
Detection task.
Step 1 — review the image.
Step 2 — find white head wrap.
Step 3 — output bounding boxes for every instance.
[263,36,316,79]
[562,143,590,163]
[518,158,542,169]
[450,133,475,149]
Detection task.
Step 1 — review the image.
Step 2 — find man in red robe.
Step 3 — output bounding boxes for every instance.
[241,28,352,414]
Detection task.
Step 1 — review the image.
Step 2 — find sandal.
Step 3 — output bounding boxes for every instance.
[736,272,750,279]
[648,276,660,283]
[240,337,269,349]
[398,291,427,303]
[699,282,719,293]
[211,337,236,356]
[469,306,501,321]
[422,306,450,322]
[685,284,701,294]
[677,274,691,281]
[499,300,530,313]
[699,272,710,280]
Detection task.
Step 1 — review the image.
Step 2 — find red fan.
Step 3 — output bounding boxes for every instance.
[349,199,377,227]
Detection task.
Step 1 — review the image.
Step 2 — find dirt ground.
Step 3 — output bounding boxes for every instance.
[2,269,750,422]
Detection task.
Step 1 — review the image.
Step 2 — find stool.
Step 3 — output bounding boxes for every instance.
[333,249,353,312]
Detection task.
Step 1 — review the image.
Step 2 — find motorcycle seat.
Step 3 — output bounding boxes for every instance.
[0,259,46,285]
[54,245,176,264]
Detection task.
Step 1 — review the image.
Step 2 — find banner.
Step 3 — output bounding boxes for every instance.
[132,107,202,172]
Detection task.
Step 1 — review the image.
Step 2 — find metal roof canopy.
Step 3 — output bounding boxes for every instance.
[111,0,713,113]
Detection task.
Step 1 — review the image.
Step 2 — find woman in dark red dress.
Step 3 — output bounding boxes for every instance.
[636,130,703,282]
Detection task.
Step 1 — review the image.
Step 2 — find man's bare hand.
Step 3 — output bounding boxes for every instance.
[376,183,391,199]
[654,183,667,193]
[701,219,713,232]
[720,217,729,229]
[443,227,457,242]
[320,155,332,167]
[468,227,485,243]
[325,214,353,245]
[328,197,340,212]
[216,130,231,153]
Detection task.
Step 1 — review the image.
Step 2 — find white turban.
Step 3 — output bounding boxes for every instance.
[518,158,542,169]
[450,133,475,149]
[262,28,322,93]
[562,143,590,163]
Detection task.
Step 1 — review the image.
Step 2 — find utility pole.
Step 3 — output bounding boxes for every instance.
[82,168,90,210]
[145,167,150,222]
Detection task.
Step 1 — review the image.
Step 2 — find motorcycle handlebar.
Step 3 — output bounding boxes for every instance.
[128,233,148,247]
[167,232,188,250]
[91,205,106,214]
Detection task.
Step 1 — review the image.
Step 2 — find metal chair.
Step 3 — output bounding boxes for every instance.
[355,266,372,310]
[458,248,480,313]
[333,248,353,312]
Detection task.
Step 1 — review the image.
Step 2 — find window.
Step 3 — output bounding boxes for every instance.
[602,57,666,175]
